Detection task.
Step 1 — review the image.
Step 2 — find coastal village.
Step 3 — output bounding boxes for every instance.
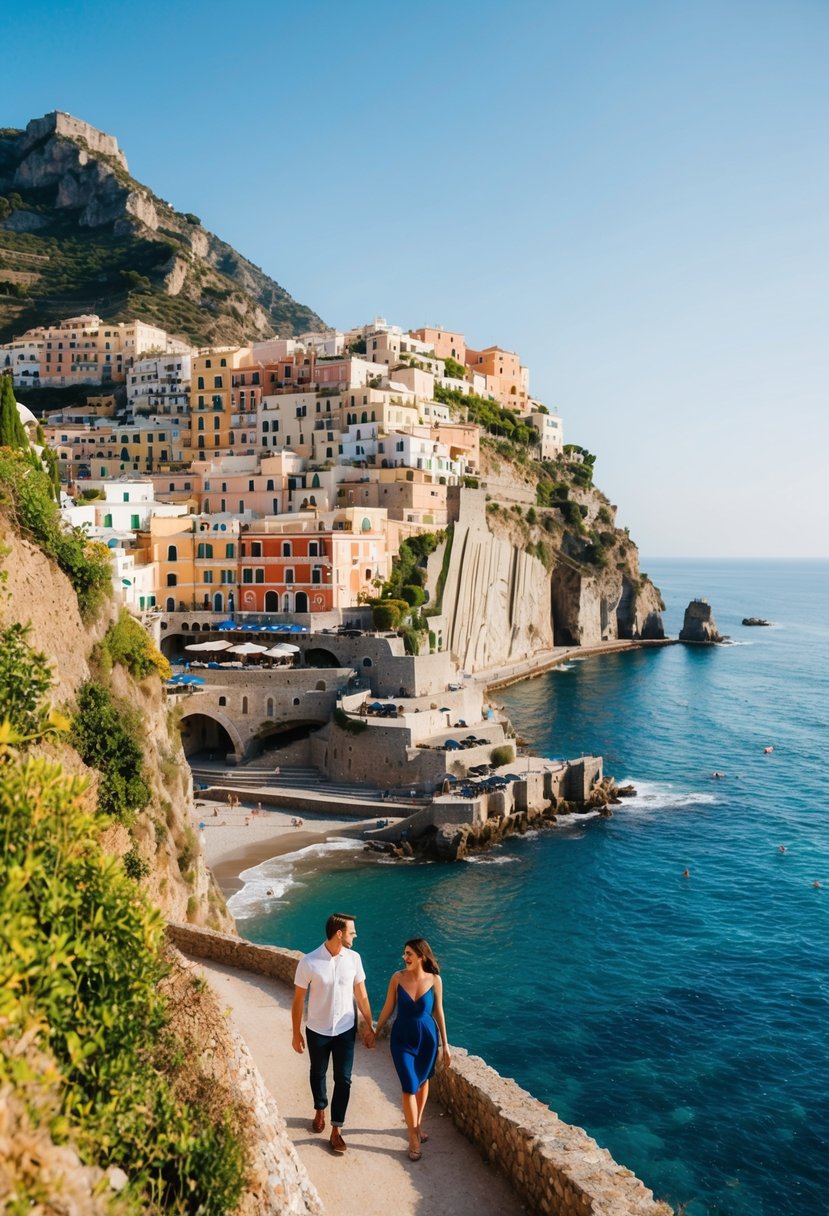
[0,113,679,1216]
[1,304,657,854]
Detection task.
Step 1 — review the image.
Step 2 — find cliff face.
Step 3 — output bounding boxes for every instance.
[0,519,232,930]
[429,488,664,672]
[0,111,326,346]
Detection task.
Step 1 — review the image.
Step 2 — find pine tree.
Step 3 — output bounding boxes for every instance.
[0,374,28,451]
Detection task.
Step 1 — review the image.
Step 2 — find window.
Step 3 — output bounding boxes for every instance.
[167,544,177,561]
[312,567,322,585]
[213,376,223,388]
[203,570,213,584]
[285,568,295,584]
[104,513,113,527]
[282,541,292,557]
[254,569,264,583]
[251,542,262,557]
[197,376,205,389]
[242,569,253,584]
[266,479,274,491]
[309,541,318,556]
[131,514,140,529]
[241,696,248,715]
[218,696,227,706]
[225,543,235,558]
[196,542,213,559]
[166,573,177,587]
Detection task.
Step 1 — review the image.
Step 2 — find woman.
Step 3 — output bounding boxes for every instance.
[374,938,451,1161]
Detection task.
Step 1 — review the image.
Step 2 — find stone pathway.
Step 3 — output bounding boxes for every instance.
[193,959,526,1216]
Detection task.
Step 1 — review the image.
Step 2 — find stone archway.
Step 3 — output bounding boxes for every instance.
[178,707,245,762]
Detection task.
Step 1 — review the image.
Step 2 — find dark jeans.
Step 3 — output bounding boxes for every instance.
[306,1025,356,1127]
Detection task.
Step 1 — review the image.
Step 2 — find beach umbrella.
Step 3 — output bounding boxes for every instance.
[185,639,232,653]
[277,641,300,652]
[264,644,292,658]
[444,739,462,750]
[228,642,269,656]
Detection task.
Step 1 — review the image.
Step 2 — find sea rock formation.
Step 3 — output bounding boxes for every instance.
[679,598,723,643]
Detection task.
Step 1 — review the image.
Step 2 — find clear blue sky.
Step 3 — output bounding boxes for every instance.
[5,0,828,557]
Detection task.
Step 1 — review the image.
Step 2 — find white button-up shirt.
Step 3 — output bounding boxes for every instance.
[294,943,366,1036]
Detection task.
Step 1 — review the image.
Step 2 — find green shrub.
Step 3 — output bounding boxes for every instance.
[490,744,515,767]
[0,657,250,1212]
[0,622,60,746]
[400,626,420,656]
[100,609,171,681]
[401,584,426,608]
[123,848,150,880]
[333,706,367,734]
[443,355,466,380]
[0,449,112,619]
[70,681,150,824]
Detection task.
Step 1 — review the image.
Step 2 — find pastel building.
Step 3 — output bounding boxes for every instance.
[189,347,248,457]
[409,327,467,364]
[127,353,193,416]
[0,315,192,387]
[525,408,564,460]
[464,345,530,411]
[148,515,242,614]
[238,507,393,614]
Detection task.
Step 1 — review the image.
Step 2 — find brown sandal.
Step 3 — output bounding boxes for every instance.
[408,1147,422,1162]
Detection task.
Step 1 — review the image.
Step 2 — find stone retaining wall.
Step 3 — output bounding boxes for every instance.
[167,924,672,1216]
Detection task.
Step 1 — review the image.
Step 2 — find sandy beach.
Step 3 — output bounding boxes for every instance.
[192,795,394,895]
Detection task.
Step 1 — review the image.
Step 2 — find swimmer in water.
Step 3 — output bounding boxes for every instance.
[683,868,690,878]
[778,845,786,853]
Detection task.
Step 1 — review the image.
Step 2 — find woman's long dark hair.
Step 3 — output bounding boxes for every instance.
[406,938,440,975]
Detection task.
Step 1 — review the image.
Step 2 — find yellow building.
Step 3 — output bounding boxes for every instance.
[189,347,248,457]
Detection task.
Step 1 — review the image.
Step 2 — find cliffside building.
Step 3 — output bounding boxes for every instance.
[0,314,193,388]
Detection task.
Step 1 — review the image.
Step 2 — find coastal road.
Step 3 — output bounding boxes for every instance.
[193,959,525,1216]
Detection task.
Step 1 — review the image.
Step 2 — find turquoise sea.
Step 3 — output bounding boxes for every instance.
[231,559,829,1216]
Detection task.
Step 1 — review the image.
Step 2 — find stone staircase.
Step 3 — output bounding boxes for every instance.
[189,760,388,802]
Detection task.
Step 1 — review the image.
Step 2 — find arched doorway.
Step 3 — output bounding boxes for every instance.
[265,590,279,611]
[295,591,309,613]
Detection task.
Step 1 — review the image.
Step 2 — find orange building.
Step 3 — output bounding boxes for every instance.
[409,327,466,364]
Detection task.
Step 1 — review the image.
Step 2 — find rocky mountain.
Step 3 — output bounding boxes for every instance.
[0,111,326,347]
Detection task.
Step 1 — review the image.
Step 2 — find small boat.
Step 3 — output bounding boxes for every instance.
[763,746,774,754]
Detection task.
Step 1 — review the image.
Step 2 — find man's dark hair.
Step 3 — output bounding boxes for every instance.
[326,913,356,940]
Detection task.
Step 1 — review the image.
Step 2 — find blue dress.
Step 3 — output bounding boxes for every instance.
[390,983,439,1095]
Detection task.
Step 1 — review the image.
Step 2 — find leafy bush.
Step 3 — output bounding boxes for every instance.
[0,622,62,746]
[401,584,426,608]
[100,609,171,681]
[70,681,150,824]
[490,744,515,767]
[334,706,367,734]
[443,355,466,380]
[0,649,250,1212]
[400,626,420,656]
[0,449,112,619]
[371,598,410,630]
[123,847,150,880]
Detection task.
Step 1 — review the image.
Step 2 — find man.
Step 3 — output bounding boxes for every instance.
[291,912,375,1154]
